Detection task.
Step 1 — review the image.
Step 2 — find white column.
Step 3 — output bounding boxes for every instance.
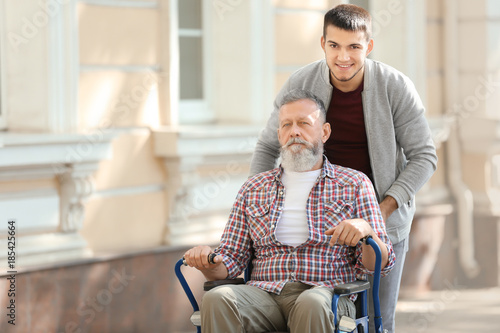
[369,0,426,98]
[2,0,78,132]
[456,0,500,216]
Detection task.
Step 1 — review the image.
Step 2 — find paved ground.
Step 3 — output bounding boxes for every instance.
[395,287,500,332]
[175,286,500,332]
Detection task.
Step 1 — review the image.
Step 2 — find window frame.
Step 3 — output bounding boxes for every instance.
[172,0,214,125]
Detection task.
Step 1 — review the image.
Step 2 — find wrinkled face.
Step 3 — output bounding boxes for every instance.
[321,25,373,91]
[278,99,331,171]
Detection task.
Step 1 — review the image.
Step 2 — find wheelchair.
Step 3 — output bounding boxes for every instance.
[175,236,386,333]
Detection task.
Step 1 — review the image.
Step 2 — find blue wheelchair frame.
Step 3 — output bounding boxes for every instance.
[175,236,385,333]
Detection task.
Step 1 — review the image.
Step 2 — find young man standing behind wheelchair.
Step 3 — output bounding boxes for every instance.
[184,90,395,333]
[249,4,438,332]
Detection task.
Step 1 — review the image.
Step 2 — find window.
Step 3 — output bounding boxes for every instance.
[175,0,213,124]
[169,0,273,126]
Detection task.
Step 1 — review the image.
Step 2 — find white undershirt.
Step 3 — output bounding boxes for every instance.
[275,169,321,247]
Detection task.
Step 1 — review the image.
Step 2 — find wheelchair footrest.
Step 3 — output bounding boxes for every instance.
[190,311,201,327]
[339,316,356,332]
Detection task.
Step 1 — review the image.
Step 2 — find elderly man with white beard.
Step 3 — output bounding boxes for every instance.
[183,89,395,333]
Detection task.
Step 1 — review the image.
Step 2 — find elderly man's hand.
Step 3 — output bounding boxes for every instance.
[183,245,223,270]
[325,218,373,247]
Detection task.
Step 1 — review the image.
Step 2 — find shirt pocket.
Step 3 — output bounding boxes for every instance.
[245,203,271,239]
[323,200,354,229]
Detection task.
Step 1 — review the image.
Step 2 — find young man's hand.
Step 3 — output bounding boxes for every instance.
[379,195,398,222]
[325,219,389,271]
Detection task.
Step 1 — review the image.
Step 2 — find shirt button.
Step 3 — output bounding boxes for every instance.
[291,273,296,280]
[279,191,284,195]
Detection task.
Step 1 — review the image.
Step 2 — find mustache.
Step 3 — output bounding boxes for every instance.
[282,137,313,149]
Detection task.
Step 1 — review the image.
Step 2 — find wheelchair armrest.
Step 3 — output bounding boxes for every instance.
[203,278,245,291]
[334,280,370,296]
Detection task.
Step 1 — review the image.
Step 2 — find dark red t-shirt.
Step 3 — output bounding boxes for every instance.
[324,80,373,178]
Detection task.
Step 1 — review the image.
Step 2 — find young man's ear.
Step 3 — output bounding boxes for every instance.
[320,35,326,53]
[366,38,374,56]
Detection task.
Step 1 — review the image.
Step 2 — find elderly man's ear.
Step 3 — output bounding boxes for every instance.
[322,123,331,143]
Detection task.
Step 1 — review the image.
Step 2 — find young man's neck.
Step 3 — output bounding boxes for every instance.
[330,68,365,92]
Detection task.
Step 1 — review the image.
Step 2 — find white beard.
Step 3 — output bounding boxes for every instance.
[280,137,323,172]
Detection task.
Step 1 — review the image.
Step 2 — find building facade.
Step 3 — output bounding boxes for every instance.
[0,0,499,331]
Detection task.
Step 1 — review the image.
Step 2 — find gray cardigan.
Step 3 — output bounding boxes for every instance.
[250,58,438,244]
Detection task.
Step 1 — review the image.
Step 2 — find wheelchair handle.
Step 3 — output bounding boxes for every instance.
[182,252,217,266]
[176,253,218,311]
[364,235,384,333]
[175,259,200,313]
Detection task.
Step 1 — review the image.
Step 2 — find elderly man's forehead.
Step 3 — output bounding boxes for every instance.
[280,98,317,107]
[279,102,321,118]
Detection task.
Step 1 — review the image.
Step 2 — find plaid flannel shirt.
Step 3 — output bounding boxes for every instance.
[214,157,395,294]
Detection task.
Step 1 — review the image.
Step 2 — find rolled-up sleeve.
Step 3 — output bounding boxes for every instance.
[213,185,253,279]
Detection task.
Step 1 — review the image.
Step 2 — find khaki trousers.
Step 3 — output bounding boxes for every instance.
[201,281,356,333]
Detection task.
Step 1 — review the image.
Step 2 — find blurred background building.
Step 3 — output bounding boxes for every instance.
[0,0,499,332]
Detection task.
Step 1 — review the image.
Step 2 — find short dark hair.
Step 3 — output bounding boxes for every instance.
[278,90,326,122]
[323,4,372,41]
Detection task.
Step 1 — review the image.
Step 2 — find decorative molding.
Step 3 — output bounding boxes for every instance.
[0,132,115,266]
[0,232,91,268]
[0,189,60,233]
[153,125,260,157]
[0,132,115,170]
[0,166,62,181]
[91,184,165,199]
[153,126,259,245]
[58,163,97,232]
